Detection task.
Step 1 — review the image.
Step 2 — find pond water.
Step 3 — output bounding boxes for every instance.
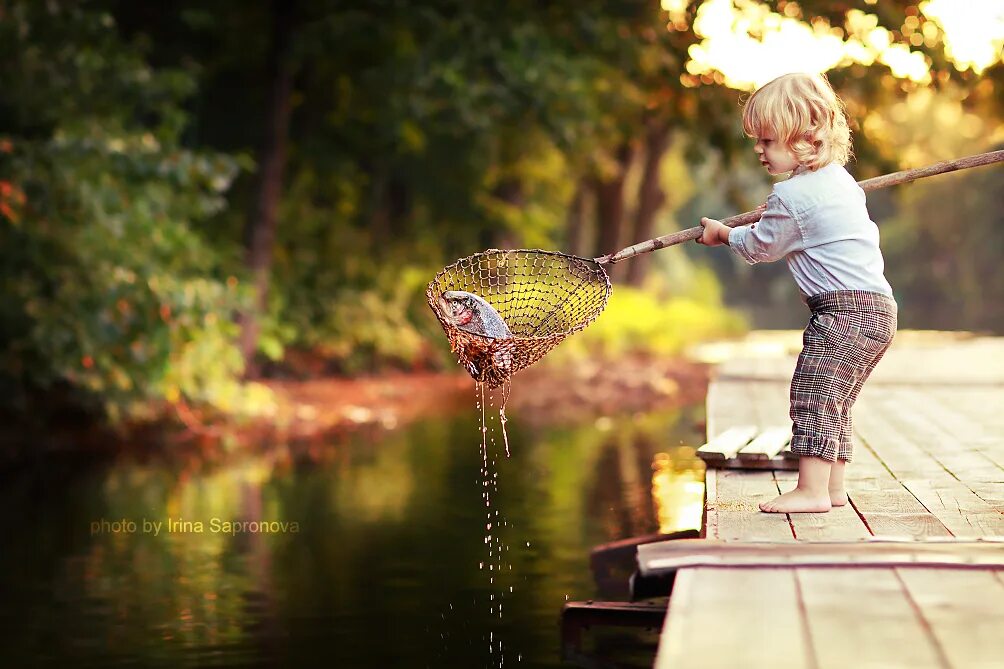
[0,397,706,668]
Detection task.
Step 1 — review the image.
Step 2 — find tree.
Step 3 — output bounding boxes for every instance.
[0,1,252,423]
[239,0,298,372]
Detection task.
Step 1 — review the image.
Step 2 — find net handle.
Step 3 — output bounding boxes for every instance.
[594,149,1004,265]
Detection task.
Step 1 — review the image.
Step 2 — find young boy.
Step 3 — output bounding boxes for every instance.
[697,72,897,513]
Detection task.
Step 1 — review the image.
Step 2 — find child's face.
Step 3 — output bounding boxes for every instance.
[752,134,800,175]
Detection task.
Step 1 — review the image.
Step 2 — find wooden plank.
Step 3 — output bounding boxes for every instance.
[902,479,1003,513]
[874,389,1004,492]
[849,488,931,514]
[969,482,1004,513]
[703,379,793,472]
[846,477,912,492]
[798,568,945,669]
[910,390,1004,482]
[638,539,1004,575]
[880,388,1004,488]
[902,479,1004,537]
[854,405,951,479]
[655,567,810,669]
[898,568,1004,669]
[863,513,954,539]
[706,379,758,438]
[745,379,790,429]
[697,425,758,460]
[944,466,1004,484]
[700,453,799,471]
[703,469,718,539]
[843,440,896,481]
[787,500,872,541]
[919,513,1004,539]
[701,334,1004,555]
[738,426,791,460]
[973,438,1004,473]
[712,470,795,542]
[924,387,1000,438]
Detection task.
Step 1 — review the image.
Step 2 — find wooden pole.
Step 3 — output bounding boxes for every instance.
[594,149,1004,265]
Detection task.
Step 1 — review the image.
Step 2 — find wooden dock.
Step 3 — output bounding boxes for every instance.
[648,331,1004,668]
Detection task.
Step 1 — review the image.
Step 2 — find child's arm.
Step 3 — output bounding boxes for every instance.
[698,196,802,264]
[697,203,766,247]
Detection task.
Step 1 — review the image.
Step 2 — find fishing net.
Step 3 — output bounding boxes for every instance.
[427,249,611,388]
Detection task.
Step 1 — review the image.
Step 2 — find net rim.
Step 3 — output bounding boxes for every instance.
[426,247,612,343]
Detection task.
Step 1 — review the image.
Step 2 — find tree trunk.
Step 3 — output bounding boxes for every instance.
[239,0,295,375]
[370,168,411,243]
[565,179,588,257]
[492,177,524,248]
[594,143,634,281]
[625,123,671,286]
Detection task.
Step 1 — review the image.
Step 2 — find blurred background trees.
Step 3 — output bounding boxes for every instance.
[1,0,1002,426]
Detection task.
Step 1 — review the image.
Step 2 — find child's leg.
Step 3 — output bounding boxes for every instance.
[833,331,894,506]
[771,291,897,514]
[773,316,845,513]
[759,455,833,513]
[828,459,847,506]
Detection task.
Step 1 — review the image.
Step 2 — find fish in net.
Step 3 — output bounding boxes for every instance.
[426,249,610,387]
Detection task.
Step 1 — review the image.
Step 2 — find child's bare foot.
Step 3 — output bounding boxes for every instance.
[829,488,848,507]
[759,488,831,513]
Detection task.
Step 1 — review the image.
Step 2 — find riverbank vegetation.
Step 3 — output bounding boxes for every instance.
[2,1,1002,437]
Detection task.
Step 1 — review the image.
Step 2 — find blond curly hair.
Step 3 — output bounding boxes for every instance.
[742,72,852,171]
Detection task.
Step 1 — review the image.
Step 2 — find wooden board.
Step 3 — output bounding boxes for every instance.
[797,568,945,669]
[700,452,799,471]
[699,334,1004,543]
[847,488,930,514]
[738,426,792,460]
[864,512,954,538]
[707,470,794,542]
[697,423,799,471]
[655,567,809,669]
[637,538,1004,576]
[898,567,1004,669]
[655,565,1004,669]
[901,479,1004,537]
[669,333,1004,668]
[697,424,758,460]
[786,501,871,541]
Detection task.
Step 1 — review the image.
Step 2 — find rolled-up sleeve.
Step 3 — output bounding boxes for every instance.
[728,193,804,265]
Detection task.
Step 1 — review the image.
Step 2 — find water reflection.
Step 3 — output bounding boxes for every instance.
[0,400,705,667]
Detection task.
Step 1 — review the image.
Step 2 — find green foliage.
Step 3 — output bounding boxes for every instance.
[0,1,262,422]
[270,262,438,374]
[883,162,1004,331]
[548,268,746,363]
[4,0,1002,430]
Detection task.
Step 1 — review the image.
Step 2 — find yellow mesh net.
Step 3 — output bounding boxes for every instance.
[427,249,611,387]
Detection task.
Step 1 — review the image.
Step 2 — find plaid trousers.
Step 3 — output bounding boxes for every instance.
[789,290,897,462]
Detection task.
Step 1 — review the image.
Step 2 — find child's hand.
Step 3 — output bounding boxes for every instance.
[697,217,727,247]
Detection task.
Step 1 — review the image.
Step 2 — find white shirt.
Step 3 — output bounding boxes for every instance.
[728,163,893,298]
